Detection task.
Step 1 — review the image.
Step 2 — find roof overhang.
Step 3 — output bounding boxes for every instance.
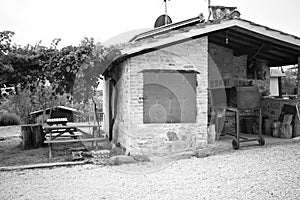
[100,18,300,73]
[207,20,300,67]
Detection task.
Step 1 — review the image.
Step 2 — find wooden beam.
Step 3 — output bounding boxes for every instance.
[234,45,271,57]
[298,56,300,98]
[226,29,300,56]
[215,31,262,47]
[44,138,106,144]
[209,33,252,49]
[231,26,300,52]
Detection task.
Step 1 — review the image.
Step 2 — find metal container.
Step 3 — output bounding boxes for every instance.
[210,86,261,110]
[230,86,261,109]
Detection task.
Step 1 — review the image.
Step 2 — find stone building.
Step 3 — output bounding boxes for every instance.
[99,16,300,156]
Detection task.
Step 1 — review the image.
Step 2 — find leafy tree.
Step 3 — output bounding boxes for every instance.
[0,30,112,123]
[282,68,297,95]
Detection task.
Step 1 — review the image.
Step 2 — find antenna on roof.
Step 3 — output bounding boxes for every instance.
[207,0,211,21]
[163,0,170,25]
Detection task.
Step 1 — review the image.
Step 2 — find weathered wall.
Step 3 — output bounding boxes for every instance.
[111,62,130,147]
[208,43,270,92]
[113,37,208,156]
[208,43,247,88]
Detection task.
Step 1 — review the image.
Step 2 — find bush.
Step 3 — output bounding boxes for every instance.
[0,113,21,126]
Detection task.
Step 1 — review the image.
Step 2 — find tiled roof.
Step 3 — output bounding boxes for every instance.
[100,17,300,73]
[117,17,300,55]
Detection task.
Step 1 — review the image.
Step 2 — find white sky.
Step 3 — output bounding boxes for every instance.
[1,0,300,48]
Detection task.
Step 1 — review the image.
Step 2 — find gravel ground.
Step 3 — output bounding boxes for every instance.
[1,143,300,200]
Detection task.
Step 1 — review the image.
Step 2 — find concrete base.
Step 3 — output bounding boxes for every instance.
[214,133,299,153]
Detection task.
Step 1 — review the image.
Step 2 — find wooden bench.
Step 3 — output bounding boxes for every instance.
[45,137,106,158]
[43,125,104,158]
[44,138,106,144]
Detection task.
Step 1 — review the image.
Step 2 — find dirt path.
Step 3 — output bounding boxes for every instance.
[1,143,299,200]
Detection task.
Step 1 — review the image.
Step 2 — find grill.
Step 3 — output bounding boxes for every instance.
[210,86,261,109]
[210,86,265,149]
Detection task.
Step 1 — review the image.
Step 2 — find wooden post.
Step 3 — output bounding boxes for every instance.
[278,77,282,98]
[297,56,300,98]
[31,124,44,148]
[21,125,33,149]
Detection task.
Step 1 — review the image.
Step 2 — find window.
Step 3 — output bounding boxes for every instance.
[143,70,197,123]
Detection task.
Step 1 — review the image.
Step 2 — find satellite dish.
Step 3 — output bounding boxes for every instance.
[154,14,172,28]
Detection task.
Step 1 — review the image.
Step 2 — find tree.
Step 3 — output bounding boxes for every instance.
[282,68,297,95]
[0,30,113,123]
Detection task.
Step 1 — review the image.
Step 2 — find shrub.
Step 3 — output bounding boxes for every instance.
[0,112,21,126]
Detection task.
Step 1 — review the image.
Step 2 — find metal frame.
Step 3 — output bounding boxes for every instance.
[215,107,265,149]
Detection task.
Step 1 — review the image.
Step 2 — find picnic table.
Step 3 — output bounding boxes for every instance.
[43,118,106,158]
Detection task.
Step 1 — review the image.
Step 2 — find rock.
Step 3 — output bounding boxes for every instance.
[109,155,137,165]
[89,158,111,166]
[194,148,210,158]
[91,150,110,158]
[167,132,178,141]
[131,155,150,162]
[110,146,125,157]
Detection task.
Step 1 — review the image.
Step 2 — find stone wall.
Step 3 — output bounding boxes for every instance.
[111,61,130,147]
[261,97,299,121]
[113,37,209,156]
[208,43,247,88]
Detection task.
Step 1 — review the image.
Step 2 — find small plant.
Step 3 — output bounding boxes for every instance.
[0,112,21,126]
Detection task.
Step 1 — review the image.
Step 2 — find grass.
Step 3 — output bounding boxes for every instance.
[0,125,100,167]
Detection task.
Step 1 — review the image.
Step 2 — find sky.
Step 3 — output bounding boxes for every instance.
[1,0,300,48]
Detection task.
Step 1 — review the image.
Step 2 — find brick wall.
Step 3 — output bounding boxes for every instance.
[208,43,248,88]
[208,43,270,91]
[112,37,209,156]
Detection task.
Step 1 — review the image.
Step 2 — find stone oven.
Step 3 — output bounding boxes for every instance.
[99,16,300,156]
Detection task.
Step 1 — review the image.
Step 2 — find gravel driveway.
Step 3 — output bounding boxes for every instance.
[1,143,299,200]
